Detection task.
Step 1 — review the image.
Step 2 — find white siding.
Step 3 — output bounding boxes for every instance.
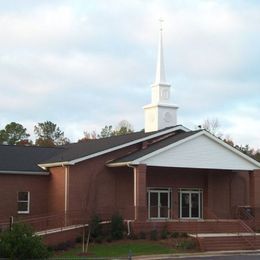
[141,134,257,170]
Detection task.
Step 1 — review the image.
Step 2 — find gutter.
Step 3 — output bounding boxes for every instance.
[0,170,49,175]
[38,125,189,169]
[38,161,74,170]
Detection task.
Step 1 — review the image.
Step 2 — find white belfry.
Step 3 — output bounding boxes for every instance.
[143,20,178,132]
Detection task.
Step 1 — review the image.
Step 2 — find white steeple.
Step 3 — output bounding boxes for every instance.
[155,19,166,84]
[143,19,178,133]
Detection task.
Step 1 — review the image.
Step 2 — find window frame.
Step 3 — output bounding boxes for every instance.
[17,191,30,214]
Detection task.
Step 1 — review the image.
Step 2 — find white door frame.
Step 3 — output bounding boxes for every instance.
[148,188,171,219]
[179,189,202,219]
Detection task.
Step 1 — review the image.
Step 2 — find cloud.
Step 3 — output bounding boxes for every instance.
[0,0,259,149]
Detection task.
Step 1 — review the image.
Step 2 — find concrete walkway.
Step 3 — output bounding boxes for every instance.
[133,249,260,259]
[189,232,260,238]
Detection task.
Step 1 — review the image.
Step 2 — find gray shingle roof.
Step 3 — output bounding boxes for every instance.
[107,130,202,165]
[0,125,187,173]
[42,126,186,164]
[0,145,63,173]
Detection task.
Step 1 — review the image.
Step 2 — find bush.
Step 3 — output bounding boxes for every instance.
[75,236,82,243]
[171,232,180,238]
[180,232,188,238]
[51,241,74,251]
[150,229,158,241]
[94,236,103,244]
[90,215,103,240]
[160,229,169,239]
[0,223,51,259]
[106,235,113,243]
[176,240,196,250]
[138,231,146,239]
[128,233,138,240]
[111,213,124,240]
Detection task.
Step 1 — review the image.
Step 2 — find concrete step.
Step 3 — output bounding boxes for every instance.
[198,236,258,251]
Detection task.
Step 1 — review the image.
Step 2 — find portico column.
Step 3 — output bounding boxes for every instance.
[249,169,260,229]
[134,164,147,221]
[250,170,260,207]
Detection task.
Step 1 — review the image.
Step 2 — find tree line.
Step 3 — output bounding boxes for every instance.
[0,120,134,147]
[0,118,259,162]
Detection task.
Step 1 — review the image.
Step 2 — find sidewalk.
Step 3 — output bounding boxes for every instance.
[133,249,260,259]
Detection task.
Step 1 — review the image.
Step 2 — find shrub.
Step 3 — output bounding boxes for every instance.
[138,231,146,239]
[90,215,102,240]
[171,231,180,238]
[160,229,169,239]
[106,235,113,243]
[94,236,103,244]
[128,233,138,240]
[111,213,124,240]
[176,240,196,250]
[75,236,82,243]
[51,241,74,251]
[0,223,51,259]
[150,229,158,241]
[180,232,188,238]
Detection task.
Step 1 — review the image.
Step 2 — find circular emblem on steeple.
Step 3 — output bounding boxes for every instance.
[163,112,172,123]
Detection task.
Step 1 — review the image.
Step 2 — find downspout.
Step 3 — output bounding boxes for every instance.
[64,165,69,226]
[126,163,137,236]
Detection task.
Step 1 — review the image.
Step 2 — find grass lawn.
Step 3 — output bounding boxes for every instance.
[55,239,197,258]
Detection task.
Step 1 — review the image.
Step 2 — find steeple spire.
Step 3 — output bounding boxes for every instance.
[143,19,179,132]
[155,18,166,84]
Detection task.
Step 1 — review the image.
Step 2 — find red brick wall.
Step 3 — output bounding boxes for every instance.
[67,144,139,221]
[42,227,83,246]
[147,167,250,219]
[48,167,65,213]
[0,174,49,222]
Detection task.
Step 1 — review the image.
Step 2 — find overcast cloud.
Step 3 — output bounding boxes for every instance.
[0,0,259,148]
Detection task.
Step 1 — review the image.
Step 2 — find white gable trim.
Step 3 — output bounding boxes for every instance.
[39,125,189,169]
[131,130,260,169]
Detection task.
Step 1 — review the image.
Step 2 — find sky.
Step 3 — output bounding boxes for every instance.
[0,0,259,148]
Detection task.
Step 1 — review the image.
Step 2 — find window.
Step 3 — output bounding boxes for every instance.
[147,188,172,219]
[178,189,203,219]
[17,191,30,214]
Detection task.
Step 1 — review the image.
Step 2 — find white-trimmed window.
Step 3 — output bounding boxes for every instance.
[17,191,30,214]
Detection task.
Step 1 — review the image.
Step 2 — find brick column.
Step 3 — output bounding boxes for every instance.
[249,170,260,207]
[134,164,147,221]
[250,170,260,229]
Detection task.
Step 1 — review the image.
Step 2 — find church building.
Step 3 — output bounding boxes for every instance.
[0,25,260,250]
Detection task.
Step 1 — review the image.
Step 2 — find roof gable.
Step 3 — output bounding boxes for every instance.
[39,125,189,169]
[109,131,260,171]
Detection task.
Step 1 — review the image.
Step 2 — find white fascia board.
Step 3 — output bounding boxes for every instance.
[38,161,73,170]
[132,130,260,169]
[38,125,189,168]
[132,131,203,165]
[106,162,132,167]
[202,131,260,169]
[68,125,190,165]
[0,170,49,175]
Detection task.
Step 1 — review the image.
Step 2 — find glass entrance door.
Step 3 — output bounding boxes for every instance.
[148,189,171,219]
[180,190,202,219]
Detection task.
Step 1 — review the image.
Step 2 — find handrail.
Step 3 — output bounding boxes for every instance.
[238,219,256,249]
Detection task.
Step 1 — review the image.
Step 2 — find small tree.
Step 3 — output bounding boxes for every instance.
[98,125,114,138]
[113,120,134,136]
[0,223,51,259]
[0,122,31,145]
[110,213,124,240]
[201,118,222,138]
[89,215,102,240]
[78,130,98,142]
[34,121,70,146]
